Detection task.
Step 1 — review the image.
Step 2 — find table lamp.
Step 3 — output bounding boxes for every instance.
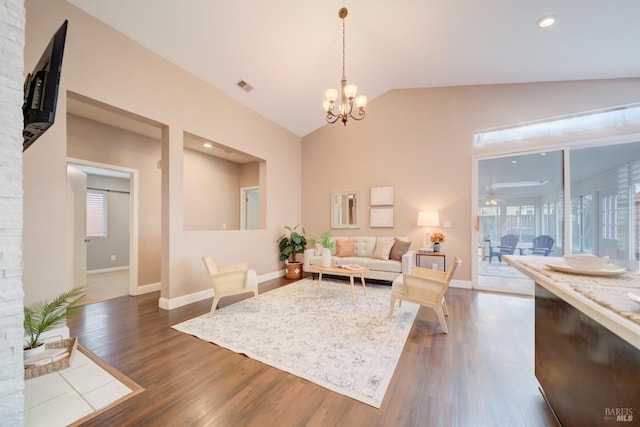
[418,210,440,251]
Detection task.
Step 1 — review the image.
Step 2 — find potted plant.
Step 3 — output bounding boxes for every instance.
[310,231,336,254]
[277,225,307,279]
[310,231,336,267]
[23,287,85,358]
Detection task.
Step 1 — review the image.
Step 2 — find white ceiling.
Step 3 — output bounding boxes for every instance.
[67,0,640,137]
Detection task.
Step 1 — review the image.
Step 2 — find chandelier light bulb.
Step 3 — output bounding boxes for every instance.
[325,88,338,102]
[344,84,357,99]
[323,100,332,112]
[355,95,367,109]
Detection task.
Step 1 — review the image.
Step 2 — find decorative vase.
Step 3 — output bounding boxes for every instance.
[321,248,332,267]
[433,242,441,252]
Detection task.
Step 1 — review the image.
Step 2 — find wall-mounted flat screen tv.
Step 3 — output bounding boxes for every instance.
[22,19,68,152]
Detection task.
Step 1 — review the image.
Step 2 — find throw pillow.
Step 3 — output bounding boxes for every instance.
[373,237,395,260]
[389,238,411,261]
[336,239,355,257]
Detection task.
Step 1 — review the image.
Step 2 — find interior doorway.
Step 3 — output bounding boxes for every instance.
[241,186,260,230]
[67,159,138,305]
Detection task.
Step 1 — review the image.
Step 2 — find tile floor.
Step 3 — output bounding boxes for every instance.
[24,349,135,427]
[79,269,130,306]
[477,259,535,295]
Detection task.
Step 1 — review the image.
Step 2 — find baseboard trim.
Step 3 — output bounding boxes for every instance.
[450,279,472,289]
[158,273,278,310]
[132,282,161,296]
[87,266,129,275]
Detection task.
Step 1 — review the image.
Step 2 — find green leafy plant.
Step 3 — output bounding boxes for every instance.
[23,287,85,349]
[277,225,308,263]
[310,231,336,254]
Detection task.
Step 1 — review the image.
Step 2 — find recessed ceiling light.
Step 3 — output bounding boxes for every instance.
[540,152,547,156]
[203,142,213,148]
[537,15,556,28]
[512,160,517,164]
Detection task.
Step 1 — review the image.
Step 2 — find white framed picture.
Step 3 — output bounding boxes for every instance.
[370,207,394,227]
[370,186,394,206]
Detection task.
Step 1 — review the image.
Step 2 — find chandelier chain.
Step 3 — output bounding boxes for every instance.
[342,17,346,80]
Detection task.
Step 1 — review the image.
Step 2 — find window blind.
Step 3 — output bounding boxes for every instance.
[87,191,107,237]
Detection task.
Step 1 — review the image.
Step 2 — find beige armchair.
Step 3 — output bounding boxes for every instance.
[388,256,461,334]
[202,255,259,316]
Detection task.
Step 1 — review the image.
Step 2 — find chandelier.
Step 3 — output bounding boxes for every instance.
[323,7,367,126]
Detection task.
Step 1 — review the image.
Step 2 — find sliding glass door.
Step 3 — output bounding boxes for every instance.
[475,139,640,295]
[569,141,640,272]
[477,151,563,294]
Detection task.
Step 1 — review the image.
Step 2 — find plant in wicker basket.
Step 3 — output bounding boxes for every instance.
[24,287,85,350]
[277,225,307,279]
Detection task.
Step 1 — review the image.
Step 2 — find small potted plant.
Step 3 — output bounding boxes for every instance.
[310,231,336,254]
[277,225,308,279]
[23,287,85,358]
[310,231,336,267]
[431,232,446,252]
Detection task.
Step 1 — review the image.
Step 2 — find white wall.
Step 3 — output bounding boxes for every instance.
[0,0,25,423]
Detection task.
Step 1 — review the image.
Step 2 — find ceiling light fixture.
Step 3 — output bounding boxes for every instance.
[489,180,549,190]
[203,142,212,148]
[323,7,367,126]
[537,15,556,28]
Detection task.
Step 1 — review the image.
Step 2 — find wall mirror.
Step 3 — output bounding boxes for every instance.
[331,190,360,229]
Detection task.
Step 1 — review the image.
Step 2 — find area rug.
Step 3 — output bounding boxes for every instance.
[172,278,418,408]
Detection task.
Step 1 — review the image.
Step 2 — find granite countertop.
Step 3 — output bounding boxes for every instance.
[503,255,640,351]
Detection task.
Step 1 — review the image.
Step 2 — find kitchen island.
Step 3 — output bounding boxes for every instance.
[503,256,640,427]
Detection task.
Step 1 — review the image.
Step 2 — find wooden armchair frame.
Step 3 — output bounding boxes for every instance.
[202,255,259,316]
[388,256,462,334]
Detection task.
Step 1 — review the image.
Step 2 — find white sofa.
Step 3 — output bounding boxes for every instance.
[303,236,415,282]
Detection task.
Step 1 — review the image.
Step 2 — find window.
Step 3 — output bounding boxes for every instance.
[601,194,620,240]
[571,195,593,253]
[87,191,107,237]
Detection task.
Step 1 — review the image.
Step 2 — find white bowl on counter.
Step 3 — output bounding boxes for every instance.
[563,254,609,271]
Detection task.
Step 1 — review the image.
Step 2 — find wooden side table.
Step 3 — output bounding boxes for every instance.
[416,252,446,271]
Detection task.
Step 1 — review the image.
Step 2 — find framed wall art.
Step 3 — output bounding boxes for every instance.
[370,207,394,227]
[370,186,394,206]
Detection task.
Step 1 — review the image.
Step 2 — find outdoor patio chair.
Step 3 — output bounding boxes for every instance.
[530,235,555,256]
[488,234,519,263]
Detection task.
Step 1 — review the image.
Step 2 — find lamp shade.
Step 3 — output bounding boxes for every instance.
[418,211,439,227]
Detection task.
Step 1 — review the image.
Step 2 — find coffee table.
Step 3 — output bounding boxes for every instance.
[312,265,369,303]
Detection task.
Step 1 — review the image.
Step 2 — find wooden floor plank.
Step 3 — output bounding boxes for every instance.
[67,276,557,426]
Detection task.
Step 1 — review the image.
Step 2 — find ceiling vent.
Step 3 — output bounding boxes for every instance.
[236,80,253,92]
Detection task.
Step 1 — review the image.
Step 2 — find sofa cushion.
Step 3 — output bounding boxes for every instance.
[353,236,377,258]
[336,239,355,257]
[332,257,371,268]
[367,259,403,273]
[373,237,395,260]
[389,238,411,261]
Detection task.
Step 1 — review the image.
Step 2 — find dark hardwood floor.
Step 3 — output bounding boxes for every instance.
[68,276,556,426]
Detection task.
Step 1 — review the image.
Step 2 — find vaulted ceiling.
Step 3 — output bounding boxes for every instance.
[68,0,640,137]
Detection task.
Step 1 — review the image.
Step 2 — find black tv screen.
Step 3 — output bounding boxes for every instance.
[22,20,68,152]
